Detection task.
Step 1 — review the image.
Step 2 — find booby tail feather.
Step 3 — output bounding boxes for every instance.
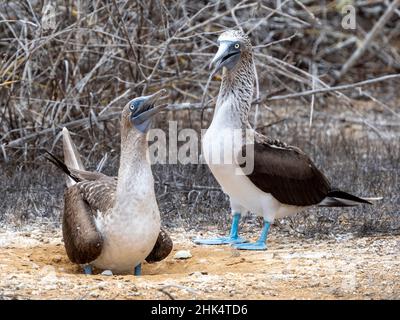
[62,127,85,186]
[319,190,382,207]
[45,151,108,183]
[45,151,81,183]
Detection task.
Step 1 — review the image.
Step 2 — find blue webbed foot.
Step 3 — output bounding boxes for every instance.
[232,241,267,250]
[232,220,271,251]
[134,264,142,276]
[83,265,92,275]
[194,236,247,245]
[194,212,246,246]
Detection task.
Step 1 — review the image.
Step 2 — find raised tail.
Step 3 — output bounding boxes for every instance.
[44,150,80,184]
[62,127,84,186]
[45,150,107,184]
[319,190,383,207]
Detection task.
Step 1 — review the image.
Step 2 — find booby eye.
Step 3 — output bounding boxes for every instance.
[129,104,135,111]
[234,43,240,49]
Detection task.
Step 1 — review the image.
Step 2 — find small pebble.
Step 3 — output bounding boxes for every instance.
[101,270,113,276]
[174,250,192,259]
[52,255,62,263]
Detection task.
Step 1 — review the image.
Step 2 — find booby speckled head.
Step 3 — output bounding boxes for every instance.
[122,89,168,134]
[211,30,253,74]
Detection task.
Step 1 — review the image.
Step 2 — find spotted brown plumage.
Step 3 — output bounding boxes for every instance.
[59,168,172,264]
[145,228,174,263]
[76,178,117,214]
[62,185,104,264]
[46,151,173,266]
[47,90,173,274]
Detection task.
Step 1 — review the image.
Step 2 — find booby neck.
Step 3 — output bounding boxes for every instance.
[213,50,255,128]
[114,120,153,215]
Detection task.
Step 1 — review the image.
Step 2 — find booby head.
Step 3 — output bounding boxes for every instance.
[125,89,168,133]
[211,30,252,75]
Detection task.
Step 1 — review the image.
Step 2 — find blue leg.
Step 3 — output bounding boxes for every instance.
[194,213,247,245]
[83,265,92,275]
[233,220,270,250]
[134,264,142,276]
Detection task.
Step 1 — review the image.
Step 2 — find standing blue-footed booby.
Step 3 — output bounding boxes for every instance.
[47,90,173,274]
[195,30,381,250]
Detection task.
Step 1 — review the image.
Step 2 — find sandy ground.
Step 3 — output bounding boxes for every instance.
[0,226,399,300]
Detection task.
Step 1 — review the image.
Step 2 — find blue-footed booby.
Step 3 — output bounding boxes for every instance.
[195,30,382,250]
[47,90,173,274]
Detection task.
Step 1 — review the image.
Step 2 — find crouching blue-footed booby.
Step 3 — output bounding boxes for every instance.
[194,30,382,250]
[47,90,173,274]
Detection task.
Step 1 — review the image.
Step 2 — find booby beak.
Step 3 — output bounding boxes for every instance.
[129,89,168,133]
[210,41,241,76]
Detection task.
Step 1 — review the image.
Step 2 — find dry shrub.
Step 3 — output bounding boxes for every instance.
[0,1,399,236]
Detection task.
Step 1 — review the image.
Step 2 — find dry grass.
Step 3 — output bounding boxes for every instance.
[1,107,399,236]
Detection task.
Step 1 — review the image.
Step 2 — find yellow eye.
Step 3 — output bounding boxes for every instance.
[234,43,240,49]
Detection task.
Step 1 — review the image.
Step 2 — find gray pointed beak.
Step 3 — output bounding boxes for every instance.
[142,89,168,109]
[210,42,231,69]
[130,89,169,133]
[209,41,240,76]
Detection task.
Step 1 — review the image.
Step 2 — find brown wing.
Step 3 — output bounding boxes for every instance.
[62,176,116,264]
[145,228,173,263]
[76,177,117,213]
[241,136,331,206]
[64,176,172,264]
[69,168,110,182]
[63,185,104,264]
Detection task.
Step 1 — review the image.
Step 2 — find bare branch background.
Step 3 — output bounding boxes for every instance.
[0,0,399,236]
